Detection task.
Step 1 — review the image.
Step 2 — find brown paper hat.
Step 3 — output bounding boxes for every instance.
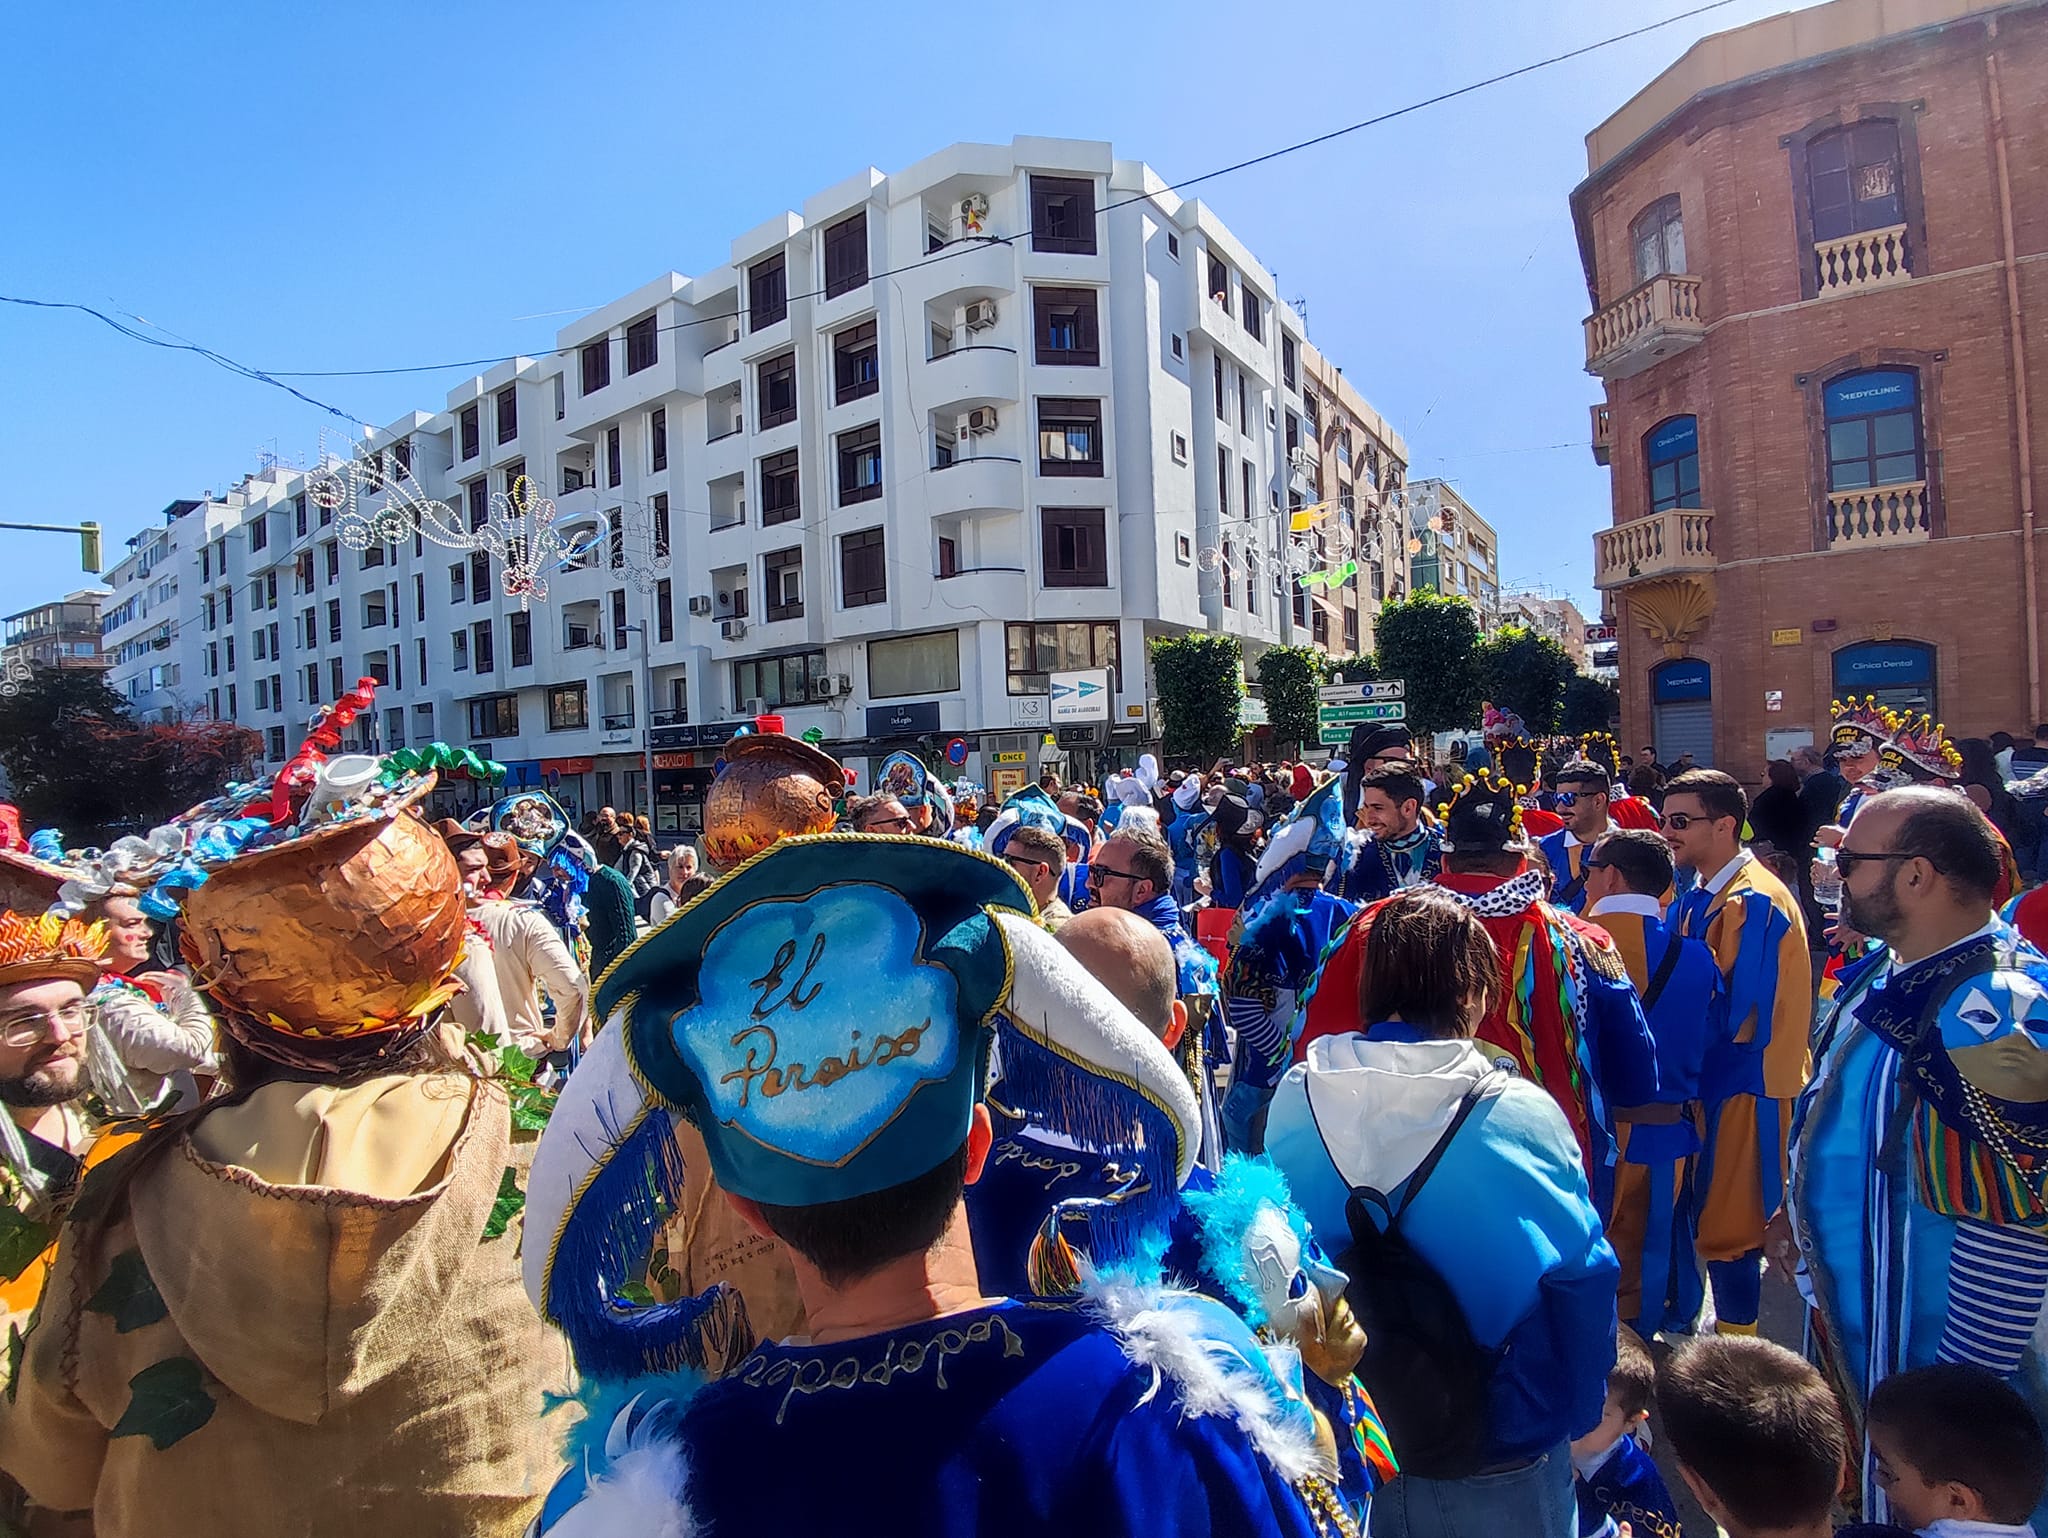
[700,731,846,874]
[179,775,468,1039]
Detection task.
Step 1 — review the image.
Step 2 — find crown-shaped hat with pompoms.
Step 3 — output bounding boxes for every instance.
[1880,707,1963,782]
[0,911,109,990]
[1830,695,1890,754]
[1577,731,1622,777]
[1436,768,1527,854]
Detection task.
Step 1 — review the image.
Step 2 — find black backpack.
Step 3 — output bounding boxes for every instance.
[1324,1068,1507,1481]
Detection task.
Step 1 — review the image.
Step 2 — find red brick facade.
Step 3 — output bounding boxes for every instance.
[1575,2,2048,786]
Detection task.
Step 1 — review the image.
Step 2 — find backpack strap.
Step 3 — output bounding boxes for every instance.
[1639,924,1688,1016]
[1395,1068,1507,1219]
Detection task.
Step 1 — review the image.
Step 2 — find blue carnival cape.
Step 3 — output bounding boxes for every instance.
[533,1292,1337,1538]
[1790,919,2048,1527]
[1337,825,1442,906]
[1221,889,1357,1154]
[1574,1433,1680,1538]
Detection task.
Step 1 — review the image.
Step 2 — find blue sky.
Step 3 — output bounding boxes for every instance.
[0,0,1810,625]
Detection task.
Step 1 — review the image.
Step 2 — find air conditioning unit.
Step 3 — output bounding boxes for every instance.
[964,298,998,332]
[810,672,851,701]
[810,676,837,702]
[830,672,852,697]
[959,192,989,230]
[966,406,999,436]
[721,619,748,642]
[743,696,766,717]
[687,595,713,617]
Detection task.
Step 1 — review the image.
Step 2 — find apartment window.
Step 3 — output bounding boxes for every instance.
[360,543,385,570]
[225,635,236,672]
[1005,621,1119,694]
[822,211,869,299]
[1646,416,1704,512]
[1241,287,1263,341]
[609,519,625,570]
[324,542,339,582]
[653,492,670,558]
[449,562,466,602]
[1808,121,1905,242]
[226,683,236,718]
[758,351,797,429]
[761,450,800,525]
[546,683,588,731]
[294,551,313,593]
[268,620,280,658]
[1029,175,1096,255]
[452,629,469,671]
[496,385,518,444]
[470,551,491,603]
[764,547,803,621]
[611,588,628,650]
[554,375,566,420]
[1166,231,1180,260]
[1032,288,1099,366]
[414,572,425,621]
[467,479,488,531]
[1312,606,1329,647]
[1214,356,1226,420]
[1282,335,1298,391]
[472,619,495,673]
[870,631,959,698]
[1037,398,1103,477]
[268,726,287,760]
[1245,543,1259,616]
[606,425,622,488]
[937,535,958,579]
[1207,255,1230,312]
[304,664,320,704]
[1222,540,1235,609]
[840,528,886,607]
[1171,334,1184,361]
[394,437,412,478]
[301,607,316,648]
[1238,373,1249,435]
[509,610,532,668]
[749,252,788,329]
[459,404,480,460]
[1171,432,1189,464]
[581,338,610,395]
[626,313,658,374]
[329,657,344,701]
[224,588,235,622]
[1040,507,1108,588]
[650,408,667,472]
[469,694,518,739]
[249,515,268,553]
[416,637,428,687]
[414,702,434,742]
[837,425,882,504]
[364,594,387,628]
[1630,195,1687,284]
[834,322,878,404]
[327,599,342,642]
[1242,460,1256,535]
[294,494,308,539]
[732,650,826,711]
[1216,448,1233,522]
[656,578,674,644]
[1825,369,1922,490]
[365,654,391,690]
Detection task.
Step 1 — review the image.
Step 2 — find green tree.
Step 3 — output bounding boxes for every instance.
[1254,645,1326,752]
[1322,653,1378,683]
[1150,634,1246,761]
[1475,625,1579,737]
[1561,674,1621,737]
[1374,591,1482,741]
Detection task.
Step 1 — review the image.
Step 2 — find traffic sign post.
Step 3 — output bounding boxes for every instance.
[1317,680,1405,705]
[1315,677,1407,747]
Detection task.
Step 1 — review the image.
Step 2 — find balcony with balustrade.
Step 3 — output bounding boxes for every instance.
[1592,507,1716,590]
[1814,224,1910,297]
[1584,273,1706,380]
[1826,481,1928,550]
[1591,402,1612,466]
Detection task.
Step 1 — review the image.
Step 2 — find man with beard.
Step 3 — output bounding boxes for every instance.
[1660,769,1812,1338]
[1783,788,2048,1529]
[1337,764,1442,905]
[1537,759,1623,914]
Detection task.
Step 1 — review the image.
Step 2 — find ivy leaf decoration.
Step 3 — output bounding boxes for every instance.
[0,1204,52,1286]
[482,1166,525,1242]
[109,1358,215,1450]
[85,1249,169,1334]
[5,1323,24,1404]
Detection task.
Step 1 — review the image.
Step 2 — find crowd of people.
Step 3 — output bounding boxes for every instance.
[0,688,2045,1538]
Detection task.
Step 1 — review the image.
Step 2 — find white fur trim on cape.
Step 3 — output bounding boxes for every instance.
[1083,1269,1332,1486]
[541,1439,696,1538]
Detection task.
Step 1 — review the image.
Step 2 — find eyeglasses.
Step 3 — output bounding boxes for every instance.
[1578,858,1612,871]
[864,815,916,833]
[0,1000,89,1049]
[1659,811,1720,830]
[1836,848,1919,877]
[1087,865,1144,886]
[1003,854,1049,876]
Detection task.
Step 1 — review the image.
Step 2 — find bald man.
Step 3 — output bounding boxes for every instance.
[1055,906,1186,1049]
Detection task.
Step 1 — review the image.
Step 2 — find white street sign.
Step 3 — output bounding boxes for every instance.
[1049,668,1112,723]
[1317,680,1405,704]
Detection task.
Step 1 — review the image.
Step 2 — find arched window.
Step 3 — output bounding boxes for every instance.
[1808,121,1904,241]
[1645,416,1702,513]
[1824,369,1922,490]
[1630,195,1687,284]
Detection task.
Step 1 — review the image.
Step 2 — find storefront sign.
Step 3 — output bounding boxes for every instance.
[1765,690,1784,713]
[541,756,595,775]
[649,725,699,751]
[993,751,1028,765]
[1646,416,1698,460]
[652,752,695,770]
[1824,370,1917,416]
[865,700,942,737]
[1653,658,1712,702]
[1832,641,1934,688]
[1770,628,1803,647]
[1049,670,1111,724]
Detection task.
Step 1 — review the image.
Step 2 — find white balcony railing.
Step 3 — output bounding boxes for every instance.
[1584,273,1706,380]
[1592,507,1715,589]
[1826,480,1929,550]
[1815,224,1911,296]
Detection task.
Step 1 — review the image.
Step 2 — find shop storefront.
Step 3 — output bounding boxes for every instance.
[1832,639,1937,717]
[1651,657,1714,767]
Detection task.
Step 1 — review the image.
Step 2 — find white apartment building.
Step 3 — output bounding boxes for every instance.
[101,498,211,720]
[166,137,1396,838]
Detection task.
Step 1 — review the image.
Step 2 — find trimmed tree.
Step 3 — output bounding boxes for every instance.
[1254,645,1326,752]
[1374,591,1482,741]
[1561,674,1622,737]
[1475,625,1579,738]
[1150,633,1246,761]
[1322,653,1378,683]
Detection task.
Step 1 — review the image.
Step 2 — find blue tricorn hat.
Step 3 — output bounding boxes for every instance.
[877,750,931,807]
[526,833,1200,1381]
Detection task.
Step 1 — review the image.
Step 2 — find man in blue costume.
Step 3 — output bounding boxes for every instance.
[1538,761,1622,915]
[1338,763,1442,906]
[523,835,1349,1537]
[1784,788,2048,1530]
[1220,779,1356,1153]
[1581,829,1728,1336]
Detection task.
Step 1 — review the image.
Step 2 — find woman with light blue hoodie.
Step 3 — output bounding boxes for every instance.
[1266,886,1620,1538]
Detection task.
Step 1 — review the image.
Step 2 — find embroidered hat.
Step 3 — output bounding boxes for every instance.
[1881,708,1963,782]
[527,833,1200,1379]
[985,784,1067,856]
[1831,695,1890,755]
[877,750,931,808]
[1436,770,1527,854]
[1346,724,1414,764]
[0,910,108,991]
[484,791,575,858]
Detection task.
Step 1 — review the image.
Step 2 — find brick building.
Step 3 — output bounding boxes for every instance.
[1576,0,2047,781]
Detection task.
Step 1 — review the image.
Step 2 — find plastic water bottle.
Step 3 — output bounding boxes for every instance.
[1813,845,1842,913]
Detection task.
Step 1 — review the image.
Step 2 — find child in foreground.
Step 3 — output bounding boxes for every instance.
[1839,1362,2046,1538]
[1574,1326,1681,1538]
[1656,1335,1846,1538]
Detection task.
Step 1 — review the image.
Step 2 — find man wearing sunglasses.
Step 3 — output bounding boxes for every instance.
[1659,768,1812,1338]
[1538,760,1622,914]
[845,793,916,835]
[1785,788,2048,1526]
[1001,825,1072,932]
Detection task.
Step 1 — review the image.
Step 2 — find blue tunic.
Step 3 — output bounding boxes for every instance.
[1337,825,1442,906]
[1574,1434,1680,1538]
